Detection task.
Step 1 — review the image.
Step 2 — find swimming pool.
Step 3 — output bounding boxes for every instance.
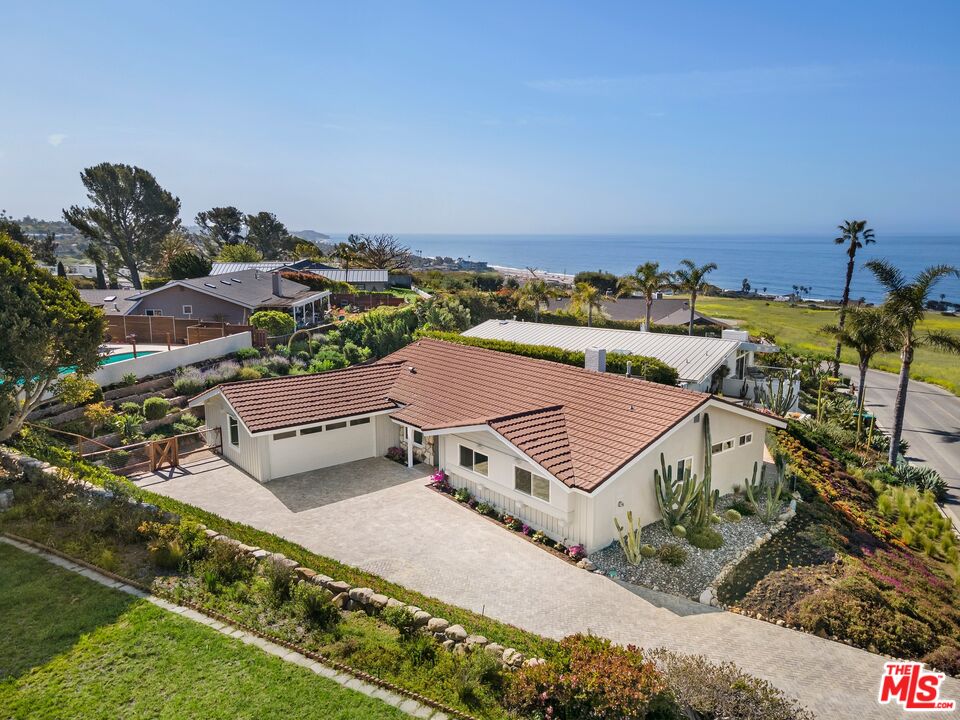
[102,350,159,365]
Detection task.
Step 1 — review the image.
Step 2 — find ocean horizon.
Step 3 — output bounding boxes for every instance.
[328,233,960,305]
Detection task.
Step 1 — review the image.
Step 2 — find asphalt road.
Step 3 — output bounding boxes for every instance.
[841,364,960,528]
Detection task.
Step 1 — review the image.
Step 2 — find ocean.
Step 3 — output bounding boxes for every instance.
[328,233,960,305]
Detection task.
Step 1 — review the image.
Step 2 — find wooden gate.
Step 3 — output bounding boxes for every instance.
[149,437,179,472]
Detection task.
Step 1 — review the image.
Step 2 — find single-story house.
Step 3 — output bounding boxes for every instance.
[121,269,330,327]
[190,338,785,552]
[210,261,390,291]
[77,289,142,315]
[546,296,725,328]
[462,320,794,405]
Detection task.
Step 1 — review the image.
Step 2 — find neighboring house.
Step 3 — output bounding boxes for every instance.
[210,261,390,291]
[41,263,99,280]
[122,269,330,327]
[77,289,142,315]
[462,320,795,407]
[190,339,785,552]
[546,296,725,328]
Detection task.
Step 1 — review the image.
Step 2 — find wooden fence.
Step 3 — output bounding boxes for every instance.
[105,315,266,347]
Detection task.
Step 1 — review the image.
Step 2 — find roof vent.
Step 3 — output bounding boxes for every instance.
[407,365,416,374]
[104,295,116,302]
[204,282,217,289]
[231,278,242,283]
[584,347,606,373]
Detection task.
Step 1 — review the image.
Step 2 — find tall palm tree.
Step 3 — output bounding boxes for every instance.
[634,261,673,331]
[614,275,638,298]
[520,278,554,322]
[570,282,606,327]
[866,260,960,463]
[672,259,718,335]
[821,306,897,413]
[832,220,875,374]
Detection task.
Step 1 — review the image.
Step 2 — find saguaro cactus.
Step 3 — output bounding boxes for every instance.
[690,413,720,529]
[653,453,699,530]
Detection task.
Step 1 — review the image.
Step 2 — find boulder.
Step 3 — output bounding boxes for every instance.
[237,544,259,554]
[385,597,405,609]
[698,588,716,606]
[295,567,317,581]
[502,648,524,666]
[203,529,220,539]
[485,643,505,658]
[326,580,351,595]
[576,558,596,571]
[412,610,432,626]
[465,635,488,648]
[331,592,352,610]
[444,624,468,642]
[313,574,333,586]
[369,593,389,610]
[453,643,468,656]
[349,587,374,605]
[441,639,455,651]
[427,618,450,634]
[251,549,270,559]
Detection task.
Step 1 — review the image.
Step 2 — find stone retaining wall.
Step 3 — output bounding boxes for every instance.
[0,446,544,670]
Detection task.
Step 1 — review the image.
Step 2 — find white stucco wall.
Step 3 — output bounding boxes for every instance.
[584,407,770,551]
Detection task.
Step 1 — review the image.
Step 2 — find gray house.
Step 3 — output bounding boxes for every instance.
[210,262,391,291]
[123,270,330,327]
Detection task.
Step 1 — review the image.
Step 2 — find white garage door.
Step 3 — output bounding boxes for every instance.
[268,418,376,479]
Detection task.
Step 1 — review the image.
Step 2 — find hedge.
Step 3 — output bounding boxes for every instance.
[416,330,679,385]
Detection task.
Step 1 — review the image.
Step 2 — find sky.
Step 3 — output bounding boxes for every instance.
[2,1,959,234]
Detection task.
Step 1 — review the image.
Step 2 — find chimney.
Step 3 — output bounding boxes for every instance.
[271,272,283,297]
[585,347,606,373]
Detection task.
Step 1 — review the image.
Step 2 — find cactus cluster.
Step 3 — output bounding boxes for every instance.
[743,461,762,509]
[613,510,644,566]
[689,414,720,530]
[653,453,698,531]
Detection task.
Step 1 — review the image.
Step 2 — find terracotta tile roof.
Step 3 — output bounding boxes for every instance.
[216,362,404,433]
[381,339,710,491]
[201,338,721,492]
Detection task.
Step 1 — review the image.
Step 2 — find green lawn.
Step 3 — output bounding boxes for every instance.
[695,296,960,395]
[0,543,407,720]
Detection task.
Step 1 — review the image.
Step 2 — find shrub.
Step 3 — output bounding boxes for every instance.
[453,487,472,503]
[142,396,171,420]
[236,366,262,381]
[382,605,419,639]
[671,524,687,538]
[292,582,340,630]
[657,543,688,566]
[235,347,261,360]
[308,348,349,372]
[687,526,723,550]
[55,373,99,406]
[724,508,742,523]
[119,401,141,415]
[386,446,404,462]
[196,540,255,592]
[476,502,493,516]
[263,355,291,375]
[176,411,202,429]
[260,555,297,606]
[923,643,960,676]
[505,516,523,532]
[250,310,295,336]
[456,650,503,707]
[650,649,815,720]
[728,498,756,516]
[83,401,114,436]
[138,521,185,570]
[168,251,212,280]
[505,634,669,720]
[173,368,205,395]
[121,372,139,387]
[532,530,547,544]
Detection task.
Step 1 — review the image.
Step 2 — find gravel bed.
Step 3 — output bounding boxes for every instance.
[589,495,787,600]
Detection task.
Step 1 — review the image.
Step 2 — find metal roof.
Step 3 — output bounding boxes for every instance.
[311,269,389,283]
[209,263,387,284]
[210,262,290,275]
[462,320,741,385]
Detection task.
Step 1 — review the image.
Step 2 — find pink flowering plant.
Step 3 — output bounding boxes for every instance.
[568,544,586,561]
[429,469,452,493]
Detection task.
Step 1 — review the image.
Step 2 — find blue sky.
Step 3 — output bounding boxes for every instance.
[2,1,958,234]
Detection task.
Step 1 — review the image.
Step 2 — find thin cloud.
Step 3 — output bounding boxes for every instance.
[526,65,858,98]
[47,133,67,146]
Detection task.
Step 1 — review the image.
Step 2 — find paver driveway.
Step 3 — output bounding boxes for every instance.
[134,453,960,719]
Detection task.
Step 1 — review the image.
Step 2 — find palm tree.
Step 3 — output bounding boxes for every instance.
[821,306,897,413]
[614,275,637,298]
[520,279,554,322]
[633,261,673,331]
[832,220,875,374]
[672,259,718,335]
[570,282,606,327]
[866,260,960,463]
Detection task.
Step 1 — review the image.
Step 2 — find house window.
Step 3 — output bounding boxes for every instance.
[145,309,163,316]
[326,421,347,431]
[300,426,323,435]
[350,417,370,426]
[273,430,296,440]
[739,433,753,446]
[712,440,735,455]
[182,304,193,316]
[459,445,488,476]
[413,429,424,446]
[228,416,239,446]
[676,456,694,478]
[724,439,734,451]
[735,352,747,378]
[515,467,549,501]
